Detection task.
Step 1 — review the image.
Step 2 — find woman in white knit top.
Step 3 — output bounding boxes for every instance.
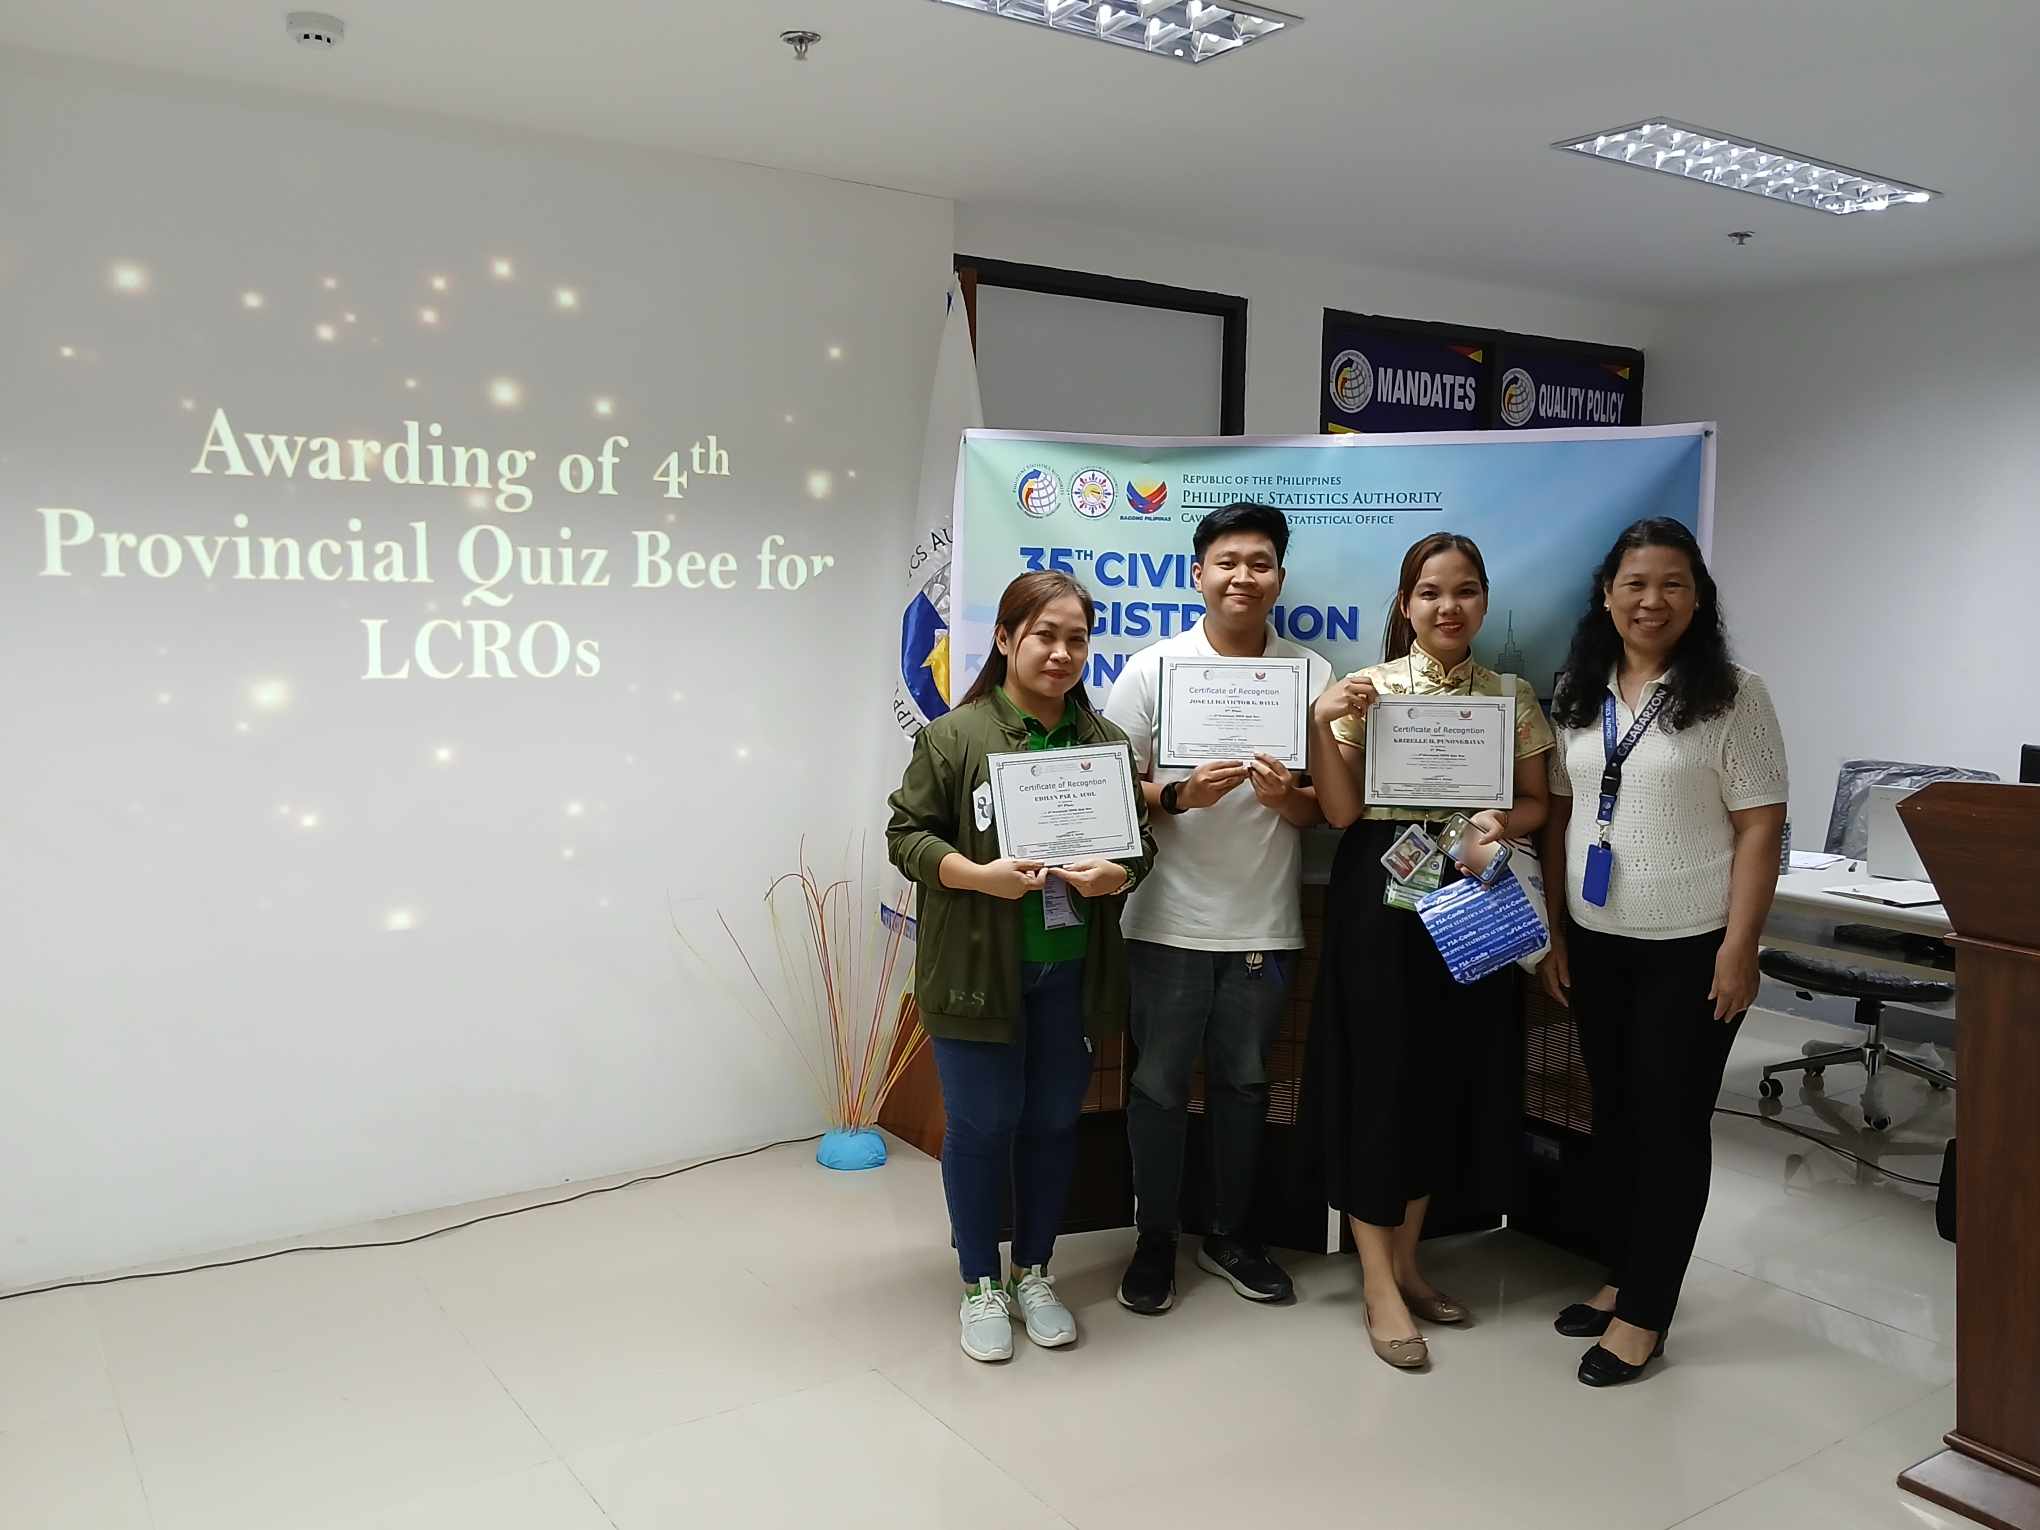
[1539,518,1787,1387]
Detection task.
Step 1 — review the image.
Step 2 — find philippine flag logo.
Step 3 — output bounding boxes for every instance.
[1126,480,1168,515]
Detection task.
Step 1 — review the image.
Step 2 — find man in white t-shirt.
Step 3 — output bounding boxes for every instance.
[1101,503,1333,1315]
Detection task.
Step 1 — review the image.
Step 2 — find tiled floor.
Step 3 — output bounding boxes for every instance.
[0,1009,1963,1529]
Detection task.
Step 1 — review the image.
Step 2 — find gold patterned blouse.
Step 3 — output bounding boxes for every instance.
[1328,642,1556,823]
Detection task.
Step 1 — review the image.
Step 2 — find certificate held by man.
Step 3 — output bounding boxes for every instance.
[988,744,1144,865]
[1364,693,1516,809]
[1156,656,1309,769]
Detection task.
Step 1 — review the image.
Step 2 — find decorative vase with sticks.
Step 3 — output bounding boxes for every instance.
[676,842,926,1171]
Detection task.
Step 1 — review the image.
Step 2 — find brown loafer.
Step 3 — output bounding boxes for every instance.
[1405,1290,1469,1325]
[1365,1307,1430,1370]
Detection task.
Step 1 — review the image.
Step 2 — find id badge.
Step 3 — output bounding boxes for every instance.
[1041,875,1085,930]
[1383,855,1443,912]
[1582,842,1613,907]
[1379,823,1440,884]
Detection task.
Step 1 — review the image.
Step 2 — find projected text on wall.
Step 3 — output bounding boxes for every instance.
[35,408,837,680]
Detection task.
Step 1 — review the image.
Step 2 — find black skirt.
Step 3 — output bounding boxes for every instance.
[1298,819,1520,1228]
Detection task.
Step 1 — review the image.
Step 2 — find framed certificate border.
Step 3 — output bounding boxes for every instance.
[1155,655,1309,769]
[987,744,1143,864]
[1363,693,1516,810]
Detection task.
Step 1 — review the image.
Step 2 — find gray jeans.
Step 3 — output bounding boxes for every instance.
[1127,940,1293,1237]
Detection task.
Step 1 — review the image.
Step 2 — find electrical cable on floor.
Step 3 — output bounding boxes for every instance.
[0,1133,824,1305]
[1714,1105,1941,1187]
[6,1113,1938,1305]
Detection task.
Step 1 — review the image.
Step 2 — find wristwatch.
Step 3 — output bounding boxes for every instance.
[1160,781,1187,815]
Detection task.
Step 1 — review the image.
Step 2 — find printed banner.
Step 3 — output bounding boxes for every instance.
[950,425,1713,705]
[1322,319,1487,433]
[1495,347,1643,430]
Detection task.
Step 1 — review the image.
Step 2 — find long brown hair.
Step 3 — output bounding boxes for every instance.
[954,570,1098,711]
[1380,532,1490,662]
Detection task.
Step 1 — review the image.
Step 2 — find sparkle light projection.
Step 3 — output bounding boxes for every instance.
[28,225,847,1040]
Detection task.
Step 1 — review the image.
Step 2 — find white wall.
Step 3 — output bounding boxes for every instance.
[956,206,1665,434]
[1646,255,2040,838]
[0,51,951,1287]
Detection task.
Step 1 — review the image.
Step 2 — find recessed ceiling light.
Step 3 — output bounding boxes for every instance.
[1554,119,1937,216]
[929,1,1298,64]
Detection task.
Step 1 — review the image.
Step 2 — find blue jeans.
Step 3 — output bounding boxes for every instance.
[1127,941,1292,1236]
[931,962,1093,1283]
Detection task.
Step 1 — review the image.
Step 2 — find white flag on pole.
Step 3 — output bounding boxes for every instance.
[893,275,983,739]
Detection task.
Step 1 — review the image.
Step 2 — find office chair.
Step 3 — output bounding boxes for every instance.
[1756,759,1993,1130]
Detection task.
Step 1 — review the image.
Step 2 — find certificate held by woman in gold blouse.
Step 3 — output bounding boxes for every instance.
[1363,693,1516,809]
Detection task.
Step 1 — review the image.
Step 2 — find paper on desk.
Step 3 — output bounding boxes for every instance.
[1832,880,1942,908]
[1789,851,1847,871]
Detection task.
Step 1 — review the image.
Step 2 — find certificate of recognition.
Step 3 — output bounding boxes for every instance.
[1364,693,1516,809]
[1156,656,1309,769]
[987,745,1143,865]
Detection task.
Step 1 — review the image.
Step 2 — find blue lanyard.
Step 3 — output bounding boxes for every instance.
[1596,688,1669,840]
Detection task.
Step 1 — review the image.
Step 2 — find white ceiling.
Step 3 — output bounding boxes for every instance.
[6,0,2036,301]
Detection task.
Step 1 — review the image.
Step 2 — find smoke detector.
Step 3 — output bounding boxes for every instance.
[285,11,346,48]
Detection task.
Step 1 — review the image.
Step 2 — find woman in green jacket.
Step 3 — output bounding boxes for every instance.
[887,570,1154,1363]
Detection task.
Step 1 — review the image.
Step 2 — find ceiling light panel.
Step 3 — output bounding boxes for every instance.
[1554,119,1937,216]
[930,1,1300,64]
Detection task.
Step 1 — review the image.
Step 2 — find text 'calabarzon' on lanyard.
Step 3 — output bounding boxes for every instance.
[1582,688,1669,907]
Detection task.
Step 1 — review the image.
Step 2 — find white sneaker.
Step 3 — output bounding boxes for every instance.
[1010,1265,1077,1348]
[959,1277,1014,1362]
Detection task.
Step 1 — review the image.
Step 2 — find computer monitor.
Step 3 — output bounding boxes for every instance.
[2023,743,2040,785]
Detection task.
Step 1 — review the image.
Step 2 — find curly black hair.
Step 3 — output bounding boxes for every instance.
[1550,518,1739,732]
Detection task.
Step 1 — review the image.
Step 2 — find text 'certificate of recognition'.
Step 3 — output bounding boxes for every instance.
[1363,693,1516,810]
[1157,656,1309,769]
[987,745,1143,865]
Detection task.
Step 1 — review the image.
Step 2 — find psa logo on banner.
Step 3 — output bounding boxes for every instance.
[1499,367,1536,428]
[1124,480,1168,517]
[1070,468,1115,518]
[1015,464,1061,517]
[1329,348,1374,414]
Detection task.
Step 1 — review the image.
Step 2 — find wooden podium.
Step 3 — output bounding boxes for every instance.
[1899,782,2040,1530]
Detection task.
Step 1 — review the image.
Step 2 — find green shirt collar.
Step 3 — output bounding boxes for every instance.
[996,685,1078,743]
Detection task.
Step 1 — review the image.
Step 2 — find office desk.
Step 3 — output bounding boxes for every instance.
[1766,866,1956,988]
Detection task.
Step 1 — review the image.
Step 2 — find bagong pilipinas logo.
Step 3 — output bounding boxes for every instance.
[1070,467,1115,518]
[1080,760,1093,771]
[1125,480,1168,515]
[1329,347,1374,414]
[1499,367,1536,428]
[1459,708,1474,720]
[1015,464,1061,517]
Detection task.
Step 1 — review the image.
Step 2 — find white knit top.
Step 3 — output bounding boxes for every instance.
[1550,665,1788,939]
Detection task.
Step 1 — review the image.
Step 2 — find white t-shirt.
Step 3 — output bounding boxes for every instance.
[1102,619,1335,952]
[1550,665,1788,939]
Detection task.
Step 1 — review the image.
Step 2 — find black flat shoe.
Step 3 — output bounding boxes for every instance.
[1555,1303,1613,1338]
[1577,1334,1666,1387]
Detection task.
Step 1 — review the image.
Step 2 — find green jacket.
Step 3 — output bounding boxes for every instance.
[886,690,1156,1045]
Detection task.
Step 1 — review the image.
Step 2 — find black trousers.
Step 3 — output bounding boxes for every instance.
[1569,922,1743,1332]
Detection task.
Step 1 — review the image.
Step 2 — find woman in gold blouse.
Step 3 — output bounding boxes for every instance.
[1301,532,1552,1370]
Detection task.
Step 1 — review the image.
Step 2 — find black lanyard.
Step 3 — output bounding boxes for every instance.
[1596,687,1669,842]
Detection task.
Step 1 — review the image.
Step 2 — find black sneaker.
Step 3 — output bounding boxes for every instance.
[1116,1229,1178,1314]
[1196,1235,1294,1302]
